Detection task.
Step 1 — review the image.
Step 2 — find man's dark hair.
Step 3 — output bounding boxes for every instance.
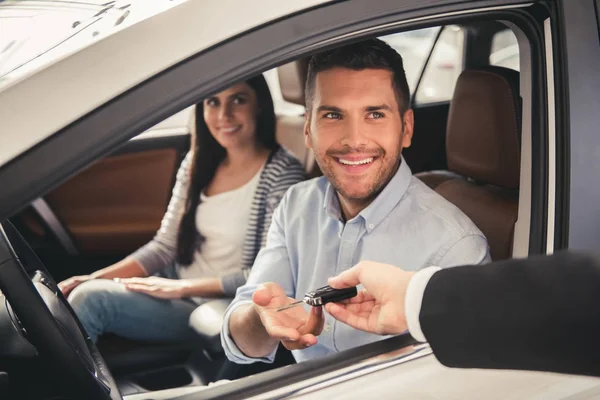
[305,38,410,114]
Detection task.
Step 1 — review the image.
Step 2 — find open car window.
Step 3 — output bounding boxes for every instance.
[413,25,465,104]
[264,25,465,117]
[379,27,440,94]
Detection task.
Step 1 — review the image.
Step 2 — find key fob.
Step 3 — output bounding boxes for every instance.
[303,285,357,306]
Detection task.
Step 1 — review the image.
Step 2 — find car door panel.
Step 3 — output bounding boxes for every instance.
[44,147,177,254]
[13,134,189,280]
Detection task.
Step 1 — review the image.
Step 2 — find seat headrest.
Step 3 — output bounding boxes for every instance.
[277,58,309,106]
[446,66,521,189]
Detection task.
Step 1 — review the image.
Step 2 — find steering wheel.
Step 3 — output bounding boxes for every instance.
[0,222,121,400]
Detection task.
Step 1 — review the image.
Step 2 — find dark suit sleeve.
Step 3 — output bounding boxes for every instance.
[419,251,600,376]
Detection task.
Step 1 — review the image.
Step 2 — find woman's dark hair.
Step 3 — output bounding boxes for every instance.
[176,74,277,265]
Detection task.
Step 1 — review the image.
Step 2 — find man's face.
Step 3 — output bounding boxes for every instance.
[305,67,414,209]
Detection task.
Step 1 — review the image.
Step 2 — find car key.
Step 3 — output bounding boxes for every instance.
[276,285,357,312]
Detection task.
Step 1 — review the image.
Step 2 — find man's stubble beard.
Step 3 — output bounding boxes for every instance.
[316,142,403,206]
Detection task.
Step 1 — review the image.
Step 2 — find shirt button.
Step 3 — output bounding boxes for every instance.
[323,324,332,332]
[368,224,374,230]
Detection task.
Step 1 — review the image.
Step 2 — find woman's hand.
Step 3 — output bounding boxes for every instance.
[119,276,191,299]
[58,275,94,297]
[58,258,149,297]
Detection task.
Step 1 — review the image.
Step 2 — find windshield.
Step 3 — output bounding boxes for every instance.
[0,0,189,91]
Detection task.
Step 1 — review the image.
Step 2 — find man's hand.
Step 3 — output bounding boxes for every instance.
[324,261,415,335]
[252,283,324,350]
[119,276,191,299]
[58,275,94,297]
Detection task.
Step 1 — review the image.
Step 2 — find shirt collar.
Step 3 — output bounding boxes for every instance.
[324,181,342,221]
[323,157,412,230]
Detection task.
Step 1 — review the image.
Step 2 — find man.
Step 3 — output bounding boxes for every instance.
[221,38,490,364]
[325,252,600,377]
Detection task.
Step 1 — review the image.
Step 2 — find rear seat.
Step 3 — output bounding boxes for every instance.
[276,59,321,178]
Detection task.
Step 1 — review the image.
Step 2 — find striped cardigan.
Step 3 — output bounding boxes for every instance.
[130,146,306,296]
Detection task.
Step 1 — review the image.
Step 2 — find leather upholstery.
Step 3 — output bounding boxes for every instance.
[276,115,314,174]
[278,58,309,106]
[275,58,321,177]
[446,67,521,189]
[417,67,521,261]
[435,178,519,261]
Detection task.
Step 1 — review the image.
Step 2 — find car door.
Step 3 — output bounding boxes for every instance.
[11,109,192,282]
[1,0,593,398]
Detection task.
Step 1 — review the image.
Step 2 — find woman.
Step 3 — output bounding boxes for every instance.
[58,75,306,343]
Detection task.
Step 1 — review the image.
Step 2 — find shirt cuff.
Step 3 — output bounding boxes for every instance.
[221,300,278,364]
[405,266,441,342]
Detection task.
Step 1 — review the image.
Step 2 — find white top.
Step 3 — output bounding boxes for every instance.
[177,165,263,282]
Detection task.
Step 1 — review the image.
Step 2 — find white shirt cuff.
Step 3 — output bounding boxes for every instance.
[405,266,441,342]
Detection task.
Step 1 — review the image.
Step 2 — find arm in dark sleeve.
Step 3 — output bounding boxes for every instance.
[420,251,600,377]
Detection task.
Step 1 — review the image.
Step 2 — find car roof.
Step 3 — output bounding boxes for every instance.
[0,0,329,168]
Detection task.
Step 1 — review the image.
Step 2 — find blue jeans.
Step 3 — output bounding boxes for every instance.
[68,278,199,344]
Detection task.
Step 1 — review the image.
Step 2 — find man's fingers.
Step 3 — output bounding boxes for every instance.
[325,303,370,332]
[252,282,288,307]
[325,303,349,322]
[327,264,363,289]
[339,289,375,304]
[282,333,318,350]
[299,306,324,335]
[266,325,301,342]
[252,286,274,307]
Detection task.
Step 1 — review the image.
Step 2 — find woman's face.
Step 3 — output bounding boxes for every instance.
[203,82,260,151]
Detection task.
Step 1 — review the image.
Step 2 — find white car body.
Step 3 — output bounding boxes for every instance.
[0,0,328,167]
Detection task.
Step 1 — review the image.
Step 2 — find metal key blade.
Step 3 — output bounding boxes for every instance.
[275,300,303,312]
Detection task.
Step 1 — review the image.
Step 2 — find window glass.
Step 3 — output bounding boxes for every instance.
[490,29,520,71]
[414,25,465,105]
[379,27,440,94]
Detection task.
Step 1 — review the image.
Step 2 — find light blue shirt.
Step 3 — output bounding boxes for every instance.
[222,159,490,364]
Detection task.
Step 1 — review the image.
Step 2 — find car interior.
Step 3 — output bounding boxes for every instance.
[4,18,526,399]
